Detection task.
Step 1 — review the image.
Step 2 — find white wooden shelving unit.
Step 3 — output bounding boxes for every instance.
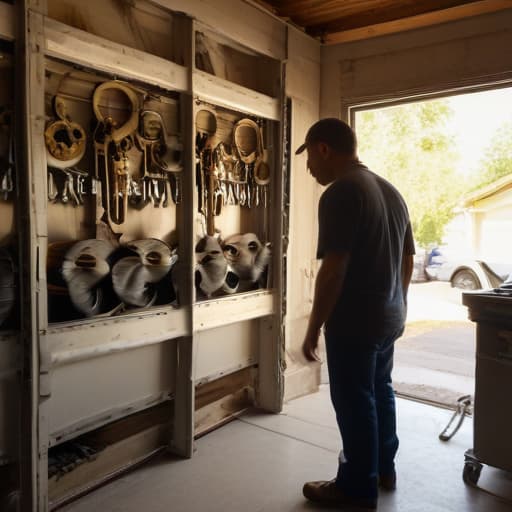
[14,1,288,509]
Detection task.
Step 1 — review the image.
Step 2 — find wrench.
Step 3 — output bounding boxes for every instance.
[1,168,13,200]
[60,173,70,204]
[163,179,171,208]
[65,171,80,206]
[240,183,247,206]
[151,179,160,207]
[48,171,58,201]
[173,174,181,205]
[74,175,84,205]
[158,180,165,208]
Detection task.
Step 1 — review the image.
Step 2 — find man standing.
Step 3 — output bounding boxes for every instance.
[297,118,415,510]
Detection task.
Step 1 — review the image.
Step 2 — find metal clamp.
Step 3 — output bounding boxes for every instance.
[439,395,472,442]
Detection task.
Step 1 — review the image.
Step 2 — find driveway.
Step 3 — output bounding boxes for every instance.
[319,282,476,408]
[393,282,475,407]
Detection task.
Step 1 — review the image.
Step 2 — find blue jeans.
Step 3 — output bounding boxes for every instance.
[324,327,401,501]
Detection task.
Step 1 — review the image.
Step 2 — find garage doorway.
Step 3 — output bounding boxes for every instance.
[350,86,512,408]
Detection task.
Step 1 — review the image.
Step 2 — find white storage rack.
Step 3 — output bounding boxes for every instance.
[10,1,287,510]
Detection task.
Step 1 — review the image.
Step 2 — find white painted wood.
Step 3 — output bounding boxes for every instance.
[0,2,15,41]
[286,29,321,104]
[255,74,286,412]
[43,17,189,93]
[194,321,259,382]
[49,424,168,509]
[48,341,177,443]
[282,28,322,403]
[173,337,195,457]
[152,0,286,60]
[45,308,188,366]
[194,291,275,332]
[49,392,172,447]
[24,7,50,511]
[193,69,280,121]
[195,364,255,386]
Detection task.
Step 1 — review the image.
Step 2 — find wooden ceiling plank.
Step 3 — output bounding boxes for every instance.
[274,0,371,20]
[324,0,512,45]
[287,6,414,28]
[306,0,477,35]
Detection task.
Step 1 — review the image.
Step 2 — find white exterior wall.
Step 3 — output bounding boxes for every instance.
[471,188,512,262]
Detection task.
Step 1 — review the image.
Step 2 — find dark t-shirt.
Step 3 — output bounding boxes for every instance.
[317,163,415,339]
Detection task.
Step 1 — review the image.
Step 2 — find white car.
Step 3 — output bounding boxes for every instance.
[425,247,512,290]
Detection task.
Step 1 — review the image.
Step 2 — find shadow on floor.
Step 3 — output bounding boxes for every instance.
[63,387,512,512]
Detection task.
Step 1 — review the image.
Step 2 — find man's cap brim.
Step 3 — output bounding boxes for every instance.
[295,143,307,155]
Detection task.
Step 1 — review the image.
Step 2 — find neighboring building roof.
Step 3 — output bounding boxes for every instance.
[464,173,512,208]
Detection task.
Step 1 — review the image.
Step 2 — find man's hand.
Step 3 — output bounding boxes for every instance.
[302,329,321,362]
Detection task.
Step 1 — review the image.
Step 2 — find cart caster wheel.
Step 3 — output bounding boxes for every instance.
[463,461,482,485]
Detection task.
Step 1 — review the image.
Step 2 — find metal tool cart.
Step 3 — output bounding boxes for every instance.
[462,285,512,493]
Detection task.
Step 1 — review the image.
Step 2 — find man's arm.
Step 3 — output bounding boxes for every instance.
[302,251,350,361]
[401,252,414,304]
[401,221,415,304]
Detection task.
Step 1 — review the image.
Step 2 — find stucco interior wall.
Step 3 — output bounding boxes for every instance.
[321,8,512,120]
[283,28,322,401]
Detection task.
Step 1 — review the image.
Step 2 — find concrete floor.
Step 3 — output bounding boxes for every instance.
[63,386,512,512]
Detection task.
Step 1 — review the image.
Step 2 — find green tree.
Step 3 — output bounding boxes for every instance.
[470,122,512,189]
[356,100,463,248]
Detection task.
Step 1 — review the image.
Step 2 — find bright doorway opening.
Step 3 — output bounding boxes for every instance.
[353,86,512,408]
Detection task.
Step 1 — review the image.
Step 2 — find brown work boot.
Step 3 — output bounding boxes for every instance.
[379,472,397,491]
[303,479,377,510]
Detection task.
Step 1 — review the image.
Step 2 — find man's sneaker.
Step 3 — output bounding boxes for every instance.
[303,479,377,510]
[379,472,397,491]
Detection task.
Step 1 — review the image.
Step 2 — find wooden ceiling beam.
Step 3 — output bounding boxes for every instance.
[304,0,477,36]
[323,0,512,45]
[249,0,279,16]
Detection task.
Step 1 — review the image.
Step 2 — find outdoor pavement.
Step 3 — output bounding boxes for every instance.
[320,281,476,408]
[394,282,475,406]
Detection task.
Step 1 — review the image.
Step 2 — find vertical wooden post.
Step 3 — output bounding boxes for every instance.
[19,1,50,510]
[171,13,195,459]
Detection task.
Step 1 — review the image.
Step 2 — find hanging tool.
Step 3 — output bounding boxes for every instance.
[0,109,15,200]
[196,109,218,234]
[92,80,140,226]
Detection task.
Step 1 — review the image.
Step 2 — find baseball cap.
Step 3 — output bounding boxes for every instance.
[295,118,356,155]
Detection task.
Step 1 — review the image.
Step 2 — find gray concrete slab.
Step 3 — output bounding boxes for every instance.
[62,387,512,512]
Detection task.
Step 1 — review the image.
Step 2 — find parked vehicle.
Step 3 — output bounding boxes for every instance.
[412,246,428,282]
[425,246,512,290]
